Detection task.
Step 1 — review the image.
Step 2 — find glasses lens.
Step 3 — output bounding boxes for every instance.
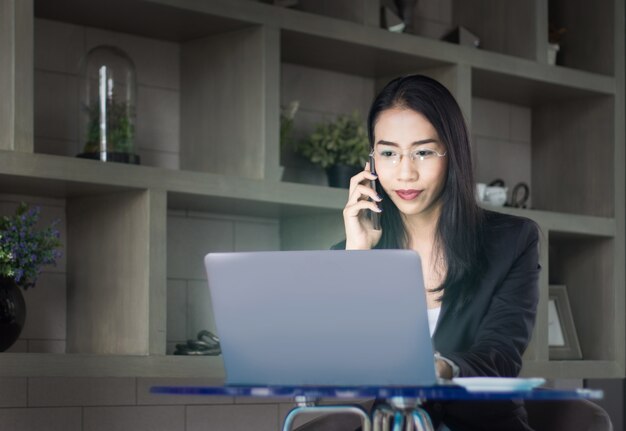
[374,147,443,167]
[411,149,439,160]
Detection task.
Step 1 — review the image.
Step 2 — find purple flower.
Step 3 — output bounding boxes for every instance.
[0,203,61,289]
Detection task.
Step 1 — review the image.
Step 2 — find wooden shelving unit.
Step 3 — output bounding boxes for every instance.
[0,0,623,379]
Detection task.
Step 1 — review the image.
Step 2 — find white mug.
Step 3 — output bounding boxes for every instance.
[475,183,486,202]
[483,186,508,206]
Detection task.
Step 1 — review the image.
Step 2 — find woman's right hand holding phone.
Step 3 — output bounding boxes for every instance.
[343,162,383,250]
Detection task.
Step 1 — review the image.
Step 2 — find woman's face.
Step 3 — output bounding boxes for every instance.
[372,107,448,220]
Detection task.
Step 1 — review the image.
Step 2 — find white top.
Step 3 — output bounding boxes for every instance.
[427,306,441,337]
[428,306,461,378]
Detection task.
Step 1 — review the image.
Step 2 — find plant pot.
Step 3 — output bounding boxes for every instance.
[0,278,26,352]
[326,164,361,189]
[77,152,140,164]
[547,43,560,65]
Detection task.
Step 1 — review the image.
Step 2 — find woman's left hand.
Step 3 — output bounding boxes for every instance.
[436,358,452,379]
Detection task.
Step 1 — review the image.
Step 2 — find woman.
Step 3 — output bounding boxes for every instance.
[338,75,540,430]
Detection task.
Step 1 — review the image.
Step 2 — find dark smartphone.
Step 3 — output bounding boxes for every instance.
[369,154,381,231]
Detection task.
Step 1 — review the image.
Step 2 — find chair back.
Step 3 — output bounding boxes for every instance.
[525,399,612,431]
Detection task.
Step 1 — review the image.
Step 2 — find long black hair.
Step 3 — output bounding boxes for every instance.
[368,74,486,308]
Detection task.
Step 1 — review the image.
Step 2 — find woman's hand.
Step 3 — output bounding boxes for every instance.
[435,358,453,380]
[343,162,383,250]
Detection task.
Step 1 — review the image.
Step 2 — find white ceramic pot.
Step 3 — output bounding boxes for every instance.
[547,43,560,65]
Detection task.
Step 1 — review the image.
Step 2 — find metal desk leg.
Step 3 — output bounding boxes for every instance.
[282,397,372,431]
[386,397,436,431]
[412,408,435,431]
[373,405,394,431]
[392,410,405,431]
[404,412,414,431]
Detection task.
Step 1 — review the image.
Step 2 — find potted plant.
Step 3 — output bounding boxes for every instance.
[0,203,62,351]
[296,111,369,188]
[79,98,137,161]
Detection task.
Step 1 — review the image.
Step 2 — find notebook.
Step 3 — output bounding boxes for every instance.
[204,249,437,387]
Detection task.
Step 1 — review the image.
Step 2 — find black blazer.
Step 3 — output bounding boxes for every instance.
[435,210,540,376]
[426,210,540,431]
[333,210,541,431]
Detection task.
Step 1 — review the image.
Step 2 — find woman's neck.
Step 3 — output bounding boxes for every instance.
[403,204,442,249]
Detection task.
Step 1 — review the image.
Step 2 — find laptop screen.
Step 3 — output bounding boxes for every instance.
[205,250,437,387]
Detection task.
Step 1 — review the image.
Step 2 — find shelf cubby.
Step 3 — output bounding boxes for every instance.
[532,95,614,217]
[548,0,615,75]
[548,233,615,362]
[471,81,614,218]
[66,189,165,355]
[450,0,538,61]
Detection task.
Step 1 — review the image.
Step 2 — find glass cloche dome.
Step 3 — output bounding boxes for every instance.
[77,45,140,164]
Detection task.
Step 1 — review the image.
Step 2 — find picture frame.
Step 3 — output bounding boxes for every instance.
[548,285,582,360]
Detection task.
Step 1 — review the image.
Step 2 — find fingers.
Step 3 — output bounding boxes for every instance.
[347,184,382,207]
[344,165,383,220]
[348,170,379,208]
[343,199,382,219]
[349,168,377,190]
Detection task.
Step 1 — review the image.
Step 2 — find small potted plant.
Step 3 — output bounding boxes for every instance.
[79,98,136,160]
[296,111,369,188]
[0,203,62,351]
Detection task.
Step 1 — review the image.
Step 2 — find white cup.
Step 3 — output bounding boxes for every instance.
[475,183,486,202]
[484,186,508,206]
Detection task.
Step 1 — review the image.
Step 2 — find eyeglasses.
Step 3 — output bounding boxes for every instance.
[370,147,447,168]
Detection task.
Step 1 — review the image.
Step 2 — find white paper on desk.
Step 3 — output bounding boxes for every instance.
[452,377,546,392]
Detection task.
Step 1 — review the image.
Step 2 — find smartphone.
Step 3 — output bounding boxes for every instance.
[369,154,382,231]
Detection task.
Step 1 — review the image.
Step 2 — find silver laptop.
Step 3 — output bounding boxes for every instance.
[204,250,437,387]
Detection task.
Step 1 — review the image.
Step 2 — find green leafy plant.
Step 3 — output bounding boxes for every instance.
[83,98,134,154]
[297,111,369,169]
[0,203,62,290]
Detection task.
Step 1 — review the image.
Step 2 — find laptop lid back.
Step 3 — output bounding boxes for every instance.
[205,250,437,386]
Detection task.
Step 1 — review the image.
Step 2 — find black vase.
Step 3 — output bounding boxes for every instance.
[0,278,26,352]
[326,164,361,189]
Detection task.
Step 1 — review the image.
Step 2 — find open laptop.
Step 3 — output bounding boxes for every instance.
[204,250,437,387]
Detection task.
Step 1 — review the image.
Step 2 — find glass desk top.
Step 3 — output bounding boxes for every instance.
[150,384,602,401]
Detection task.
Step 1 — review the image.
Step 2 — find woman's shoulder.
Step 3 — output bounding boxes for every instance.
[482,209,538,230]
[481,209,540,244]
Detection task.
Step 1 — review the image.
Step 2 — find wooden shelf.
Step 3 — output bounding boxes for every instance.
[471,66,614,106]
[0,151,346,217]
[0,353,225,378]
[34,0,258,42]
[0,151,616,234]
[486,205,615,238]
[1,353,620,380]
[0,356,615,380]
[521,360,623,379]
